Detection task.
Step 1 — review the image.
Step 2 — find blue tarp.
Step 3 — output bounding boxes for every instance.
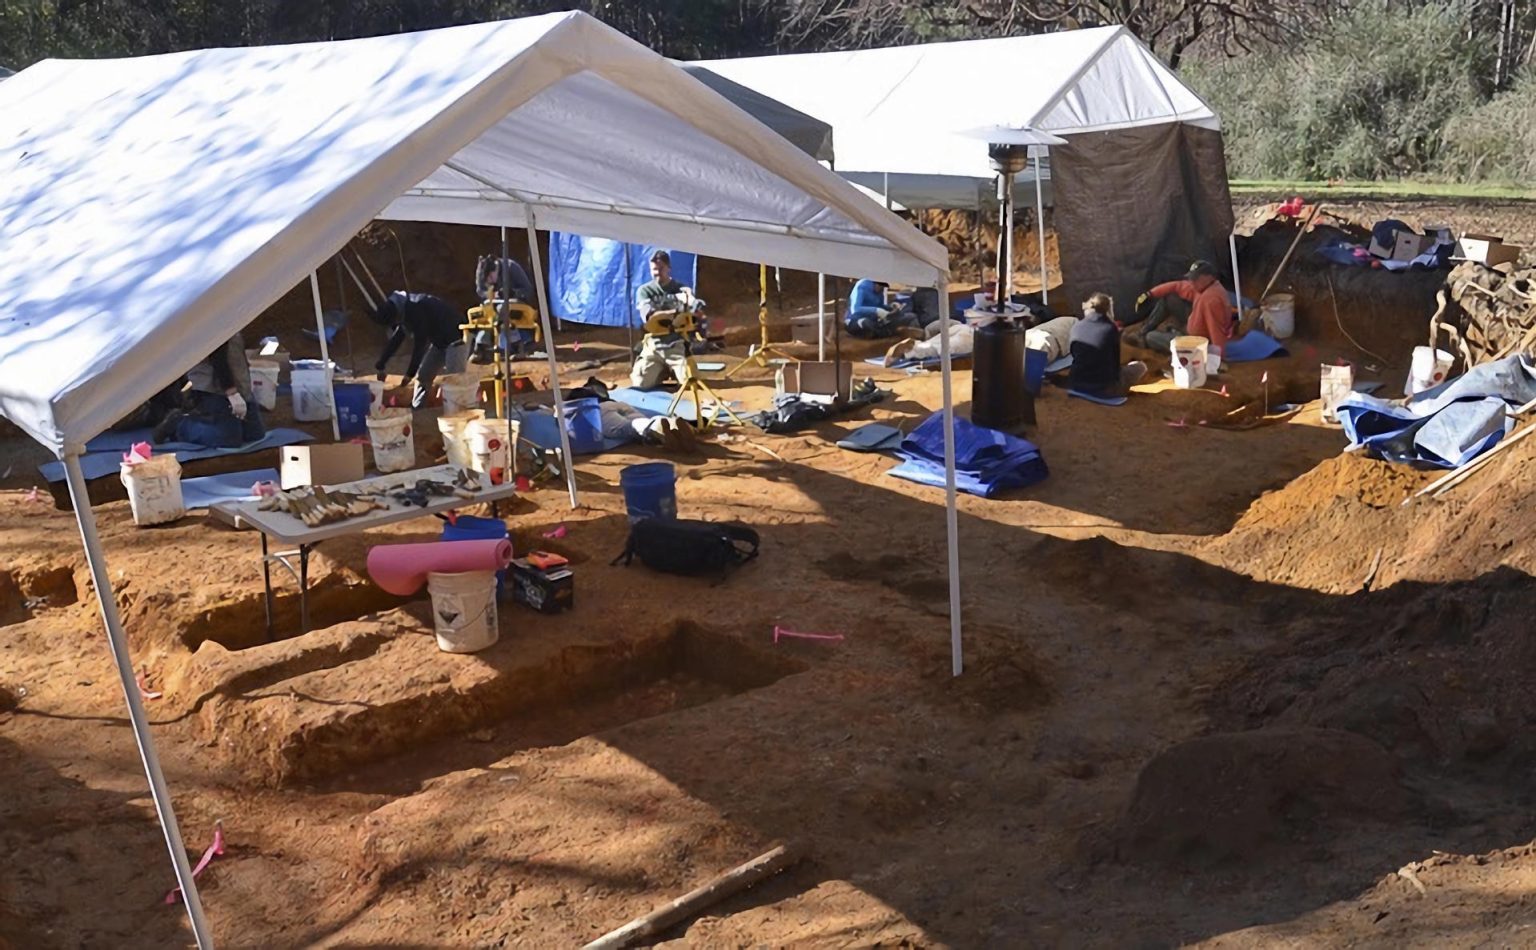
[181,468,280,509]
[1336,355,1536,468]
[39,427,314,482]
[548,234,698,328]
[888,412,1048,497]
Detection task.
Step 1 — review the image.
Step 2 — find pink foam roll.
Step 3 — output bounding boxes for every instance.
[366,539,514,596]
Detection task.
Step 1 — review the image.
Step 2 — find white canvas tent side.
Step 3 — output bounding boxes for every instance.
[0,13,963,946]
[697,26,1235,308]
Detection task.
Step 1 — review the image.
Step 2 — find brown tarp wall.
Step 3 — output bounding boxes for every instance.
[1051,124,1234,316]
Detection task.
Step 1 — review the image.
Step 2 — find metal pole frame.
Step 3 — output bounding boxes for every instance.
[936,287,963,676]
[63,452,215,948]
[817,273,826,362]
[1034,150,1049,307]
[525,215,581,510]
[309,272,341,441]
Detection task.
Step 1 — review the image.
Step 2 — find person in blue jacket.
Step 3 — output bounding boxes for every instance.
[846,279,920,338]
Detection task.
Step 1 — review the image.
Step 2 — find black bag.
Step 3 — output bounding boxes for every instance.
[612,518,759,577]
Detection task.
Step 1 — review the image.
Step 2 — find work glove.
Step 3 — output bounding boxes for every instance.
[876,308,893,319]
[227,392,248,420]
[1134,292,1156,323]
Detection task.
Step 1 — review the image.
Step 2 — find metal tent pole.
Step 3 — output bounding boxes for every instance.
[936,288,963,677]
[817,273,826,362]
[526,216,580,509]
[501,227,515,471]
[1229,231,1243,306]
[63,452,215,948]
[310,272,341,441]
[624,247,635,355]
[1034,150,1048,307]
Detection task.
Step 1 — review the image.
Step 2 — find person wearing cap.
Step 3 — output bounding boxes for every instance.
[1125,260,1259,356]
[846,278,921,338]
[631,250,707,390]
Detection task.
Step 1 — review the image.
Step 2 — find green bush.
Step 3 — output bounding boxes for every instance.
[1185,1,1491,180]
[1439,68,1536,183]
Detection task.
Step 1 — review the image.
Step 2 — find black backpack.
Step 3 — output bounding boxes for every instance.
[612,518,759,577]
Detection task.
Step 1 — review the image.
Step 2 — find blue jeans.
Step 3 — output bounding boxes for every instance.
[175,391,265,448]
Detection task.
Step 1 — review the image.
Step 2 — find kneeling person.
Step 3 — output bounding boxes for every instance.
[1069,294,1146,397]
[631,250,703,390]
[156,334,265,447]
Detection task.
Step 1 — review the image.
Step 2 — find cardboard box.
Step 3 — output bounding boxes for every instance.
[1454,233,1523,268]
[509,558,574,613]
[280,443,365,490]
[1368,227,1432,262]
[777,360,853,403]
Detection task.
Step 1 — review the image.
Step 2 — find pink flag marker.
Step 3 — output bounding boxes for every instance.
[773,625,844,644]
[164,821,225,905]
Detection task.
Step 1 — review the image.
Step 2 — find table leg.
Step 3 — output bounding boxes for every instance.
[299,544,311,634]
[261,533,275,641]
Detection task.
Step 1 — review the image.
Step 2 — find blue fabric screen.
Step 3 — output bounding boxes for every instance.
[548,234,698,328]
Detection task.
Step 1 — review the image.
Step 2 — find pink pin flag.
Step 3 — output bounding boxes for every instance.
[164,821,225,905]
[773,625,844,644]
[541,524,567,540]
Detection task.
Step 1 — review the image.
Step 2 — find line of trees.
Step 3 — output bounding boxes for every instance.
[4,0,1534,182]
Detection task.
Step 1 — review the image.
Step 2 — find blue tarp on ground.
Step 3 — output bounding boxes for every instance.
[548,234,698,328]
[181,467,280,509]
[39,427,313,482]
[887,412,1048,497]
[1336,355,1536,468]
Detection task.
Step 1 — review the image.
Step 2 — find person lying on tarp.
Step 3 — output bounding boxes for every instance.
[370,290,468,410]
[631,250,706,390]
[471,256,537,362]
[1123,260,1261,356]
[846,278,922,339]
[1069,293,1147,397]
[152,333,265,447]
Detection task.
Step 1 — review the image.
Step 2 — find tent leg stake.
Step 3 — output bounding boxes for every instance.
[63,452,215,948]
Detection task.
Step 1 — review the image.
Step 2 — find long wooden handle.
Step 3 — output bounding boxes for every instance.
[583,843,802,950]
[1257,204,1321,306]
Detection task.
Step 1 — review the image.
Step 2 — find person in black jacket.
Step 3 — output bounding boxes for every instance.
[1068,293,1146,397]
[371,291,468,409]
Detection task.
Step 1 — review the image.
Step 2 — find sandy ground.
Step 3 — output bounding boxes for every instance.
[4,207,1536,948]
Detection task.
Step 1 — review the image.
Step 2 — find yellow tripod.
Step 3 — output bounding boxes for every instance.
[461,298,539,415]
[726,264,799,378]
[667,352,744,429]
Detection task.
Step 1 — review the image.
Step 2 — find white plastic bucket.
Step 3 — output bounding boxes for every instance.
[248,360,280,411]
[464,418,516,485]
[1321,362,1355,423]
[440,373,481,415]
[426,570,499,653]
[1262,293,1296,339]
[367,408,416,473]
[1171,335,1209,389]
[1205,345,1223,377]
[291,368,332,422]
[119,454,185,526]
[1406,346,1455,396]
[437,409,485,470]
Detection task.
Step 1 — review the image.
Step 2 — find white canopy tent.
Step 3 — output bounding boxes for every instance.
[697,27,1231,306]
[0,13,964,946]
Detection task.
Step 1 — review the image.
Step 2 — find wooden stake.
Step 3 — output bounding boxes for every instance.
[582,843,802,950]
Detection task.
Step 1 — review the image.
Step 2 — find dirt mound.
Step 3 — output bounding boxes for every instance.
[1116,728,1412,867]
[919,207,1059,288]
[1215,567,1536,775]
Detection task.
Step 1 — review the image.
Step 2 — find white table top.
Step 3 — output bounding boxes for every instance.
[212,464,521,547]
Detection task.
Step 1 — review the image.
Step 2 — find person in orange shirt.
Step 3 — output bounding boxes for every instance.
[1125,260,1260,357]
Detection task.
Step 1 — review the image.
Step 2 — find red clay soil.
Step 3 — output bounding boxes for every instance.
[4,207,1536,948]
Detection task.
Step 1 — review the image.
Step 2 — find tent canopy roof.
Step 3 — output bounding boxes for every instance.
[0,11,946,456]
[680,64,833,162]
[696,26,1217,203]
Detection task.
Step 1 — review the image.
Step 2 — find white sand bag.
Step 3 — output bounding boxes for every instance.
[1321,362,1355,423]
[367,408,415,473]
[120,454,185,526]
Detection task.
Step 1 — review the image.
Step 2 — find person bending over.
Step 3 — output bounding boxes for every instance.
[371,290,468,409]
[846,278,920,339]
[1068,293,1147,397]
[154,333,265,447]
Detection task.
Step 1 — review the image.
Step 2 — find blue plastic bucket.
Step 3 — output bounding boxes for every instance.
[1023,347,1047,396]
[333,382,372,437]
[562,397,604,454]
[441,515,510,598]
[620,462,677,523]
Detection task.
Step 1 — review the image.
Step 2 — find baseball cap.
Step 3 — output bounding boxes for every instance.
[1185,260,1217,280]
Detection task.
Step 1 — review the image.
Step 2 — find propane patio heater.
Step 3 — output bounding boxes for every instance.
[959,126,1065,431]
